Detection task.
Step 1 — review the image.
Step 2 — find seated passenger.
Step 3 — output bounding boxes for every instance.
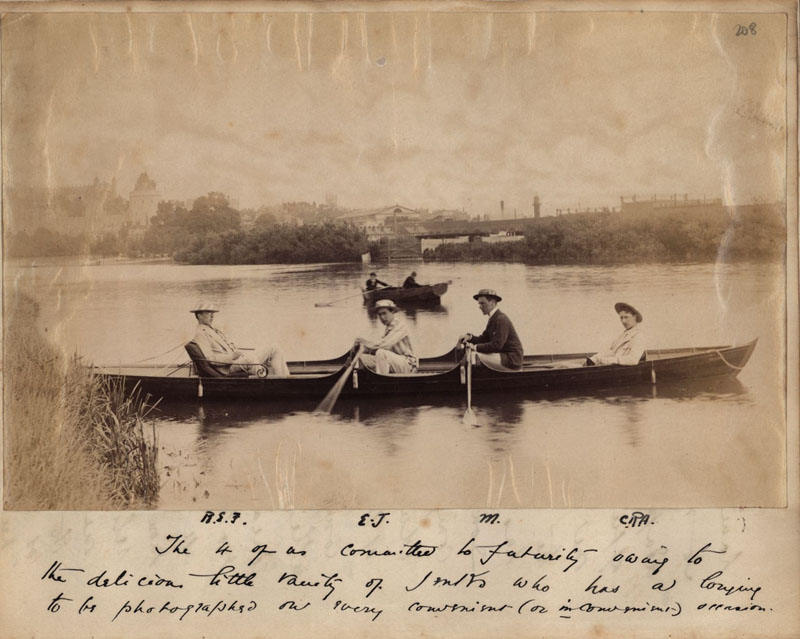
[354,299,418,374]
[586,302,645,366]
[191,302,290,377]
[458,289,524,371]
[365,272,389,291]
[402,271,422,288]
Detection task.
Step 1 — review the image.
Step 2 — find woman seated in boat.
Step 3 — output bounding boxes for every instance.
[585,302,646,366]
[191,302,290,377]
[353,299,418,374]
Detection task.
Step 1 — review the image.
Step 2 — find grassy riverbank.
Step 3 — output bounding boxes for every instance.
[4,294,159,509]
[424,208,785,264]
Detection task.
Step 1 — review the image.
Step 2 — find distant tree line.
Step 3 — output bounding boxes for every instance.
[5,228,139,259]
[175,221,369,264]
[6,192,368,263]
[141,193,367,263]
[7,195,784,265]
[424,209,785,264]
[6,228,90,258]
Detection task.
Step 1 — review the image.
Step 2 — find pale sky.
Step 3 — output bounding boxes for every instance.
[2,10,788,216]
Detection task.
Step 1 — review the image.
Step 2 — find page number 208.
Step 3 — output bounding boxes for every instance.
[735,23,757,36]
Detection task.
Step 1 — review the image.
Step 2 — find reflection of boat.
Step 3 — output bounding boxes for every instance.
[362,282,448,305]
[98,339,757,403]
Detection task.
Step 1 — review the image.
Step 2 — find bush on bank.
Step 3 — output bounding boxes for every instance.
[4,294,159,509]
[424,209,785,264]
[175,221,369,264]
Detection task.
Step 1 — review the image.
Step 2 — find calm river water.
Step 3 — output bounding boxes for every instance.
[6,259,786,509]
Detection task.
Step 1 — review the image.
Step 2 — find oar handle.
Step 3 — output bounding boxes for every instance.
[461,342,476,361]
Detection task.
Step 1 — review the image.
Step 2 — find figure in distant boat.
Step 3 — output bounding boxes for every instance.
[585,302,645,366]
[402,271,422,288]
[365,272,389,291]
[458,289,524,371]
[354,299,418,374]
[191,302,290,377]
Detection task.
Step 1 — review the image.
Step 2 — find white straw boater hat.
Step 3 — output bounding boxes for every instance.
[473,288,502,302]
[373,299,398,311]
[190,301,219,313]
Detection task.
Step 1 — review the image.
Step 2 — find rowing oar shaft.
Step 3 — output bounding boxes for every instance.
[463,345,478,426]
[315,286,390,307]
[315,344,364,413]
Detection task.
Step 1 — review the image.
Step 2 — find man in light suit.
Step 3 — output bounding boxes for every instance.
[586,302,646,366]
[458,289,524,371]
[355,299,418,374]
[191,302,290,377]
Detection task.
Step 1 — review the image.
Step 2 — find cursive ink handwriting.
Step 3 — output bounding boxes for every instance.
[154,534,191,555]
[699,571,762,601]
[405,570,489,592]
[187,566,256,587]
[457,538,595,572]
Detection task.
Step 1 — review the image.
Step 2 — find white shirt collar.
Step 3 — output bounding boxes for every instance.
[488,306,499,318]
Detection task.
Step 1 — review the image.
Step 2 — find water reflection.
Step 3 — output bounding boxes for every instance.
[153,374,750,447]
[156,375,749,422]
[187,277,243,300]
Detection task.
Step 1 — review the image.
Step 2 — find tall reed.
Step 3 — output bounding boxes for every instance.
[65,364,160,505]
[4,293,160,509]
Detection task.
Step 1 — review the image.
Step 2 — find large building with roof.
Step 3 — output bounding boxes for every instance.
[6,172,160,237]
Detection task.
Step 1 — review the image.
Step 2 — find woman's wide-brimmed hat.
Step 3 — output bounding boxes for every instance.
[614,302,642,323]
[373,299,398,311]
[473,288,502,302]
[190,301,219,313]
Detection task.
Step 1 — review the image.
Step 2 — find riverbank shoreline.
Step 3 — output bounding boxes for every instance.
[3,293,160,510]
[4,255,174,268]
[422,208,785,265]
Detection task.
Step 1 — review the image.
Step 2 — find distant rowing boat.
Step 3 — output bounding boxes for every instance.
[96,339,757,403]
[362,282,449,305]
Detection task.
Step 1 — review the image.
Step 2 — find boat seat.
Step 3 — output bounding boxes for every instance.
[184,341,249,378]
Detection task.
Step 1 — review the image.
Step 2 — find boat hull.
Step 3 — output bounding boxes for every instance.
[98,340,757,403]
[363,282,448,305]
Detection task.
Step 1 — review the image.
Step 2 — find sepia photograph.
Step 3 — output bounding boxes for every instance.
[2,4,791,514]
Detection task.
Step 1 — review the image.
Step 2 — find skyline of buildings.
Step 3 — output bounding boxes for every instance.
[4,170,777,240]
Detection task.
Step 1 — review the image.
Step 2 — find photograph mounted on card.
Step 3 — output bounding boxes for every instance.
[2,6,790,511]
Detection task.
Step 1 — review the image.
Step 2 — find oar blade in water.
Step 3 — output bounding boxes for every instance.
[315,373,349,414]
[315,346,363,414]
[462,407,478,426]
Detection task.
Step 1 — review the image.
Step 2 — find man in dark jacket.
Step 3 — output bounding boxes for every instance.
[365,272,389,291]
[402,271,422,288]
[458,289,524,371]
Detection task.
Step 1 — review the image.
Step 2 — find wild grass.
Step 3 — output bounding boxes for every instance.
[4,293,160,509]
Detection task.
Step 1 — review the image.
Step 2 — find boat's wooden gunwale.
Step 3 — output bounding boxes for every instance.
[96,340,757,402]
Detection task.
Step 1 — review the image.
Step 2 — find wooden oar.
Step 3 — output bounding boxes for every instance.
[462,344,478,426]
[315,344,364,413]
[315,286,390,307]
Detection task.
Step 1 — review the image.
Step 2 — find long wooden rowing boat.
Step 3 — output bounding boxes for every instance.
[96,339,757,402]
[362,282,449,304]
